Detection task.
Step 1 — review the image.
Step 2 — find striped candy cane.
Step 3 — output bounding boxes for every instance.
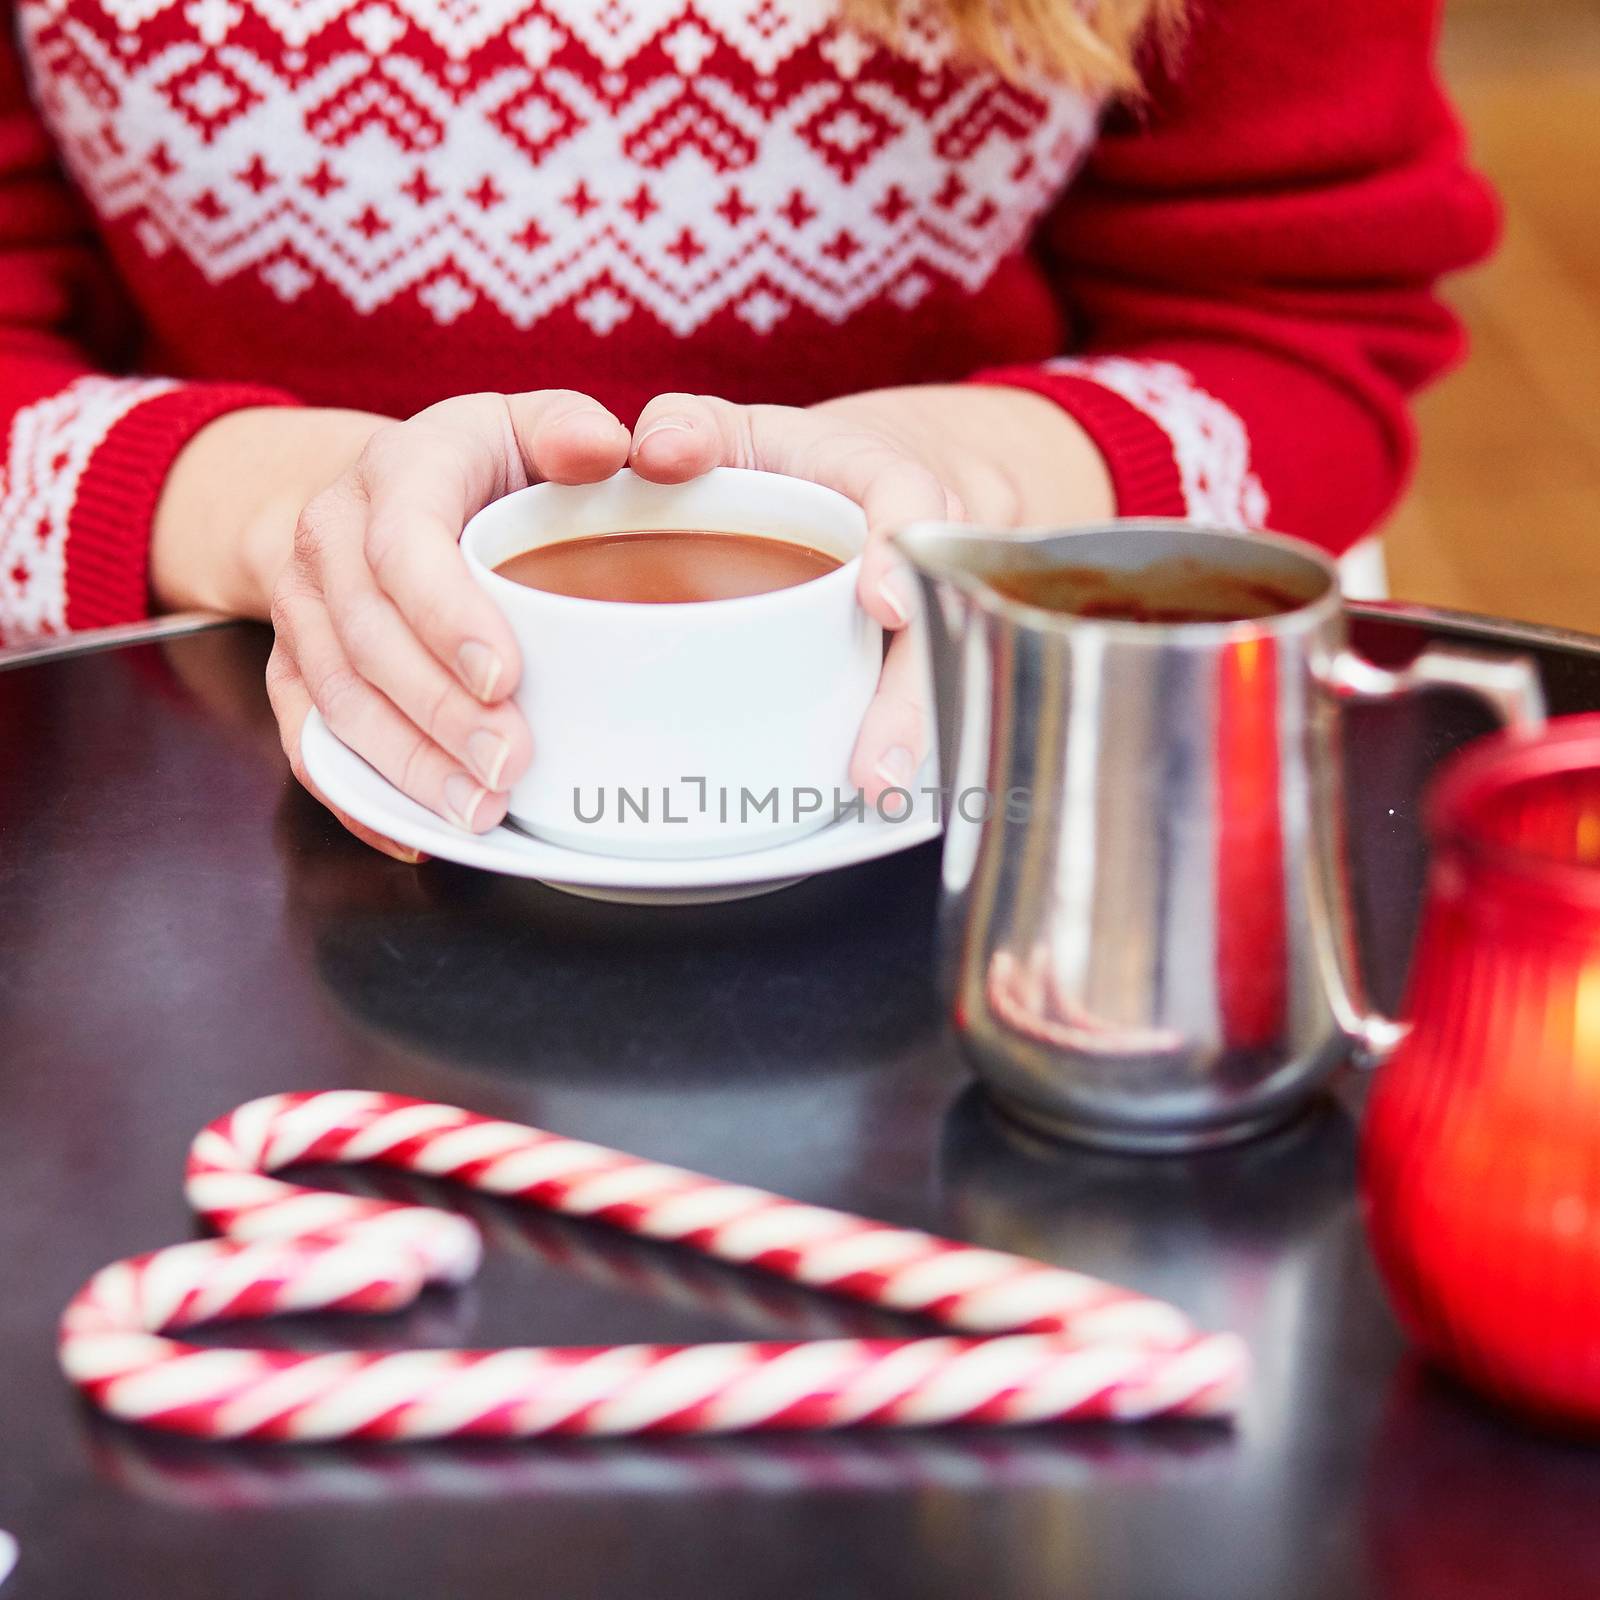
[59,1092,1247,1440]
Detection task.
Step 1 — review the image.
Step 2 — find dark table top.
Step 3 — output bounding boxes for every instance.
[5,607,1600,1600]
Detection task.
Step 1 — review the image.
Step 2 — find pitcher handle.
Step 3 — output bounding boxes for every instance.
[1323,647,1548,736]
[1316,644,1548,1066]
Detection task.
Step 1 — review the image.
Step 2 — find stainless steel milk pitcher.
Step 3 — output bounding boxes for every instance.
[896,521,1545,1152]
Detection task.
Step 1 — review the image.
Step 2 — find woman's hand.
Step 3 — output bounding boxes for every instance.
[626,385,1114,801]
[266,392,637,853]
[157,391,633,858]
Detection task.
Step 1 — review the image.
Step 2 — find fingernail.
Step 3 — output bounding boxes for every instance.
[878,571,913,626]
[571,412,628,446]
[396,847,427,865]
[875,746,917,788]
[443,772,489,830]
[457,640,502,702]
[633,420,694,453]
[467,729,510,790]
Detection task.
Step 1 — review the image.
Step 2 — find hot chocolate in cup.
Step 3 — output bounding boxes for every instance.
[460,467,882,859]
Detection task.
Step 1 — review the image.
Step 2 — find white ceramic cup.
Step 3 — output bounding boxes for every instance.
[460,468,883,859]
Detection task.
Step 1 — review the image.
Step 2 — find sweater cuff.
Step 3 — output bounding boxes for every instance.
[65,381,296,631]
[970,364,1186,519]
[969,357,1273,532]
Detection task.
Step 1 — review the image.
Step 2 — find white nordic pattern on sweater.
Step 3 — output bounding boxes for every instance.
[19,0,1102,335]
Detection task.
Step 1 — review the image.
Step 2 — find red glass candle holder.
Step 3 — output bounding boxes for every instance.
[1363,714,1600,1428]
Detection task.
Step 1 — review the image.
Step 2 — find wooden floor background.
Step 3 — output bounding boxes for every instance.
[1384,0,1600,631]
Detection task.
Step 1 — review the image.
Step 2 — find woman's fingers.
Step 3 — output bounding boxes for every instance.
[314,491,532,793]
[629,393,735,481]
[265,643,427,863]
[850,625,933,806]
[350,418,525,707]
[506,389,633,485]
[846,456,956,632]
[778,426,956,632]
[328,580,531,794]
[357,392,629,705]
[272,580,508,833]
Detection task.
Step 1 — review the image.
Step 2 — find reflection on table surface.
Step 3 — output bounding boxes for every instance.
[1364,1363,1600,1599]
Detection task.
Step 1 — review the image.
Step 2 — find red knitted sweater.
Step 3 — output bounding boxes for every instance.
[0,0,1493,643]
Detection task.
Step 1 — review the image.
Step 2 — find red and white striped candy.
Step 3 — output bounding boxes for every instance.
[59,1091,1247,1440]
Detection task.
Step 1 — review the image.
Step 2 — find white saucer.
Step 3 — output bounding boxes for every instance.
[301,710,943,904]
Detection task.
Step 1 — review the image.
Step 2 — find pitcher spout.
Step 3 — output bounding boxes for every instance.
[892,522,1035,605]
